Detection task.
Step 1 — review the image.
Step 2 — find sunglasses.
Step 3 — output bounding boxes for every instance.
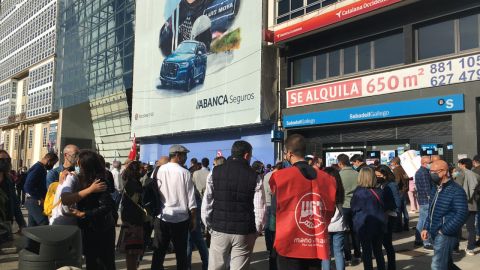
[0,157,11,162]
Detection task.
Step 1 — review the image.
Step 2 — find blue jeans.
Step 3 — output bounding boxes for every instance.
[187,226,209,270]
[396,193,409,230]
[416,204,431,246]
[431,234,458,270]
[25,197,48,227]
[322,232,345,270]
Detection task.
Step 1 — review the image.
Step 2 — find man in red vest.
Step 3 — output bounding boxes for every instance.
[270,134,336,270]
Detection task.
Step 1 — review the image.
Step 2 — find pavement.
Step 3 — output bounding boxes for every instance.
[1,211,479,269]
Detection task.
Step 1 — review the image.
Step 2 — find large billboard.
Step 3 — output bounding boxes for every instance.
[132,0,263,137]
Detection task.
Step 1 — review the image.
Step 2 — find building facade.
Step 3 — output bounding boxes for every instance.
[271,0,480,165]
[0,0,59,169]
[54,0,135,162]
[133,0,278,165]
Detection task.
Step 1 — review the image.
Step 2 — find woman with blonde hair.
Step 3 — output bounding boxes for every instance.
[351,167,387,270]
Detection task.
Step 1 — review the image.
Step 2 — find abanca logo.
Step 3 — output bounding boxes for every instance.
[294,192,327,236]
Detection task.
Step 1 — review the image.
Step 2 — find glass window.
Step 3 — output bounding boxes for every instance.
[28,130,33,149]
[315,53,327,80]
[293,57,314,85]
[459,14,479,51]
[328,50,340,77]
[278,0,290,17]
[375,32,404,68]
[357,42,372,71]
[343,46,356,74]
[291,0,304,10]
[42,127,48,147]
[418,20,455,59]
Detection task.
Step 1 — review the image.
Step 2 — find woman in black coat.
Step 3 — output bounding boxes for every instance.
[61,150,116,270]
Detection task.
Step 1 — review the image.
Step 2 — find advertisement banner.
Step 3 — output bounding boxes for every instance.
[283,94,464,128]
[132,0,262,137]
[287,53,480,108]
[274,0,403,43]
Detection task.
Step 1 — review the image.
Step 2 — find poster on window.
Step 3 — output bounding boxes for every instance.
[131,0,262,137]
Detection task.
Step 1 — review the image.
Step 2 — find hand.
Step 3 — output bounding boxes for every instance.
[59,169,71,184]
[190,218,197,232]
[69,208,86,218]
[88,179,107,193]
[421,230,428,240]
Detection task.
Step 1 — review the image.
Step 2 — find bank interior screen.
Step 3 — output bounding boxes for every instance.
[325,151,364,167]
[380,150,396,165]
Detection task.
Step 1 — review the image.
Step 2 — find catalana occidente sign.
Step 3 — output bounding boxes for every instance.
[274,0,403,43]
[287,53,480,108]
[132,0,262,137]
[284,94,464,128]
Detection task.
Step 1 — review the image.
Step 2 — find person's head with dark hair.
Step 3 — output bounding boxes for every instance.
[336,154,350,169]
[78,150,106,185]
[458,158,473,171]
[273,161,284,171]
[266,164,272,170]
[190,158,198,168]
[283,134,307,165]
[350,154,364,169]
[122,160,142,182]
[105,162,111,170]
[42,152,59,170]
[201,158,209,168]
[213,156,226,167]
[375,164,396,185]
[0,150,12,180]
[323,167,345,205]
[231,140,253,162]
[473,155,480,169]
[390,157,401,168]
[252,161,264,175]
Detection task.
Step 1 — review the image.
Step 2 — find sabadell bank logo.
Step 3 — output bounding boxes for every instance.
[295,193,327,236]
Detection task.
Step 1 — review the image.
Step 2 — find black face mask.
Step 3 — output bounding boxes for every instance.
[430,172,442,185]
[45,164,54,170]
[0,159,9,172]
[376,177,386,183]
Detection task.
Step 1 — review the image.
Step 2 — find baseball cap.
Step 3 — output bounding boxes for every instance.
[305,155,314,160]
[169,145,190,154]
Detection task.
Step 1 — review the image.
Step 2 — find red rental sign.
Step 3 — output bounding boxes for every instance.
[274,0,403,43]
[287,79,362,108]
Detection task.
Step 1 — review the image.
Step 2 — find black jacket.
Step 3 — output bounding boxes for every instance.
[211,157,257,235]
[142,177,162,219]
[77,179,115,232]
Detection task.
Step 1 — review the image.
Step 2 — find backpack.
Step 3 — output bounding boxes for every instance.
[43,181,61,217]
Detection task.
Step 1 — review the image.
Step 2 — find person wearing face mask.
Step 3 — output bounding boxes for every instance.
[151,145,197,270]
[414,156,433,250]
[203,141,266,270]
[375,165,401,270]
[0,150,26,242]
[422,160,468,270]
[350,154,367,172]
[46,145,80,189]
[23,152,59,227]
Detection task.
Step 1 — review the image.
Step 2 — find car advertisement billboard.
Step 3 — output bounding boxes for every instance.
[132,0,262,137]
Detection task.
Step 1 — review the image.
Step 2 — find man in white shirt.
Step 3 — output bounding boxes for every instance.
[111,161,122,192]
[201,140,266,270]
[192,157,210,197]
[151,145,197,270]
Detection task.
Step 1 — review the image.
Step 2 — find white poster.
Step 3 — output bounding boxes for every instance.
[132,0,262,137]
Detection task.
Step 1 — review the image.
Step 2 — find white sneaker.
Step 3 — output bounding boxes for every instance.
[466,249,475,256]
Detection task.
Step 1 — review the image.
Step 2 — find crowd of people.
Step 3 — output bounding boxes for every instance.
[0,135,479,270]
